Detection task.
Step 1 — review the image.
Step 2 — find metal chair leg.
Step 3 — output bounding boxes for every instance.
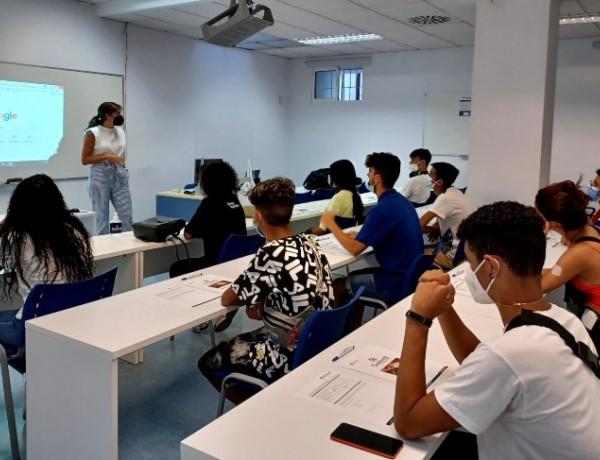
[1,346,20,460]
[209,320,216,348]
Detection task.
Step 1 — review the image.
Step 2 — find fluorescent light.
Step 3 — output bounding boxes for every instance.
[559,13,600,25]
[295,33,383,46]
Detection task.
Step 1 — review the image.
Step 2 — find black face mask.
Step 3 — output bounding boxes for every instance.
[112,115,125,126]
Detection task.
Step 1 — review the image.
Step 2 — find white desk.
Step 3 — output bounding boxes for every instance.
[25,232,370,460]
[180,283,503,460]
[179,237,568,460]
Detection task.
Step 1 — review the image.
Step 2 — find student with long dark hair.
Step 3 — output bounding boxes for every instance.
[82,101,133,235]
[0,174,94,347]
[307,159,364,236]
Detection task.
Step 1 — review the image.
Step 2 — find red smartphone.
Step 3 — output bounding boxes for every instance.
[331,423,404,458]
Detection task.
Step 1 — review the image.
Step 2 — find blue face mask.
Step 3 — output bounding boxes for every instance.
[253,219,265,238]
[587,186,599,201]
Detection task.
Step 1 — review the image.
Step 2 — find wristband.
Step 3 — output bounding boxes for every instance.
[405,310,433,328]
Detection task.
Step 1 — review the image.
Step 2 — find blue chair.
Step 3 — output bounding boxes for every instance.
[356,182,369,194]
[434,240,465,268]
[1,267,118,460]
[311,188,335,201]
[358,252,437,324]
[294,191,313,204]
[413,191,437,208]
[215,286,365,417]
[218,234,266,264]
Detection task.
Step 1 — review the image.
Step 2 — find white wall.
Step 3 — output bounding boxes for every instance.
[0,0,289,221]
[286,38,600,201]
[286,47,473,190]
[551,38,600,186]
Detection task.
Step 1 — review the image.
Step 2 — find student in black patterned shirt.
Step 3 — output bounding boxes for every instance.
[198,177,334,383]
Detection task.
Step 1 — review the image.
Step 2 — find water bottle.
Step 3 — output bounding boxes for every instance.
[109,212,122,234]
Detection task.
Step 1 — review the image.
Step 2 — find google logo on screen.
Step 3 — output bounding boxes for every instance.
[1,111,18,121]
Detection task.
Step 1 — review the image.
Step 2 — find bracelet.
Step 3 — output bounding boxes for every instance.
[405,310,433,328]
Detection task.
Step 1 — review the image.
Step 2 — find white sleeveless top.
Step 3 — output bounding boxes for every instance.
[85,125,126,158]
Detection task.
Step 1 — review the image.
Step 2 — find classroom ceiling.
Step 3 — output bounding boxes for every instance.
[76,0,600,59]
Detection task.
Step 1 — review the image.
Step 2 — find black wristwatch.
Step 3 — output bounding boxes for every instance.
[405,310,433,328]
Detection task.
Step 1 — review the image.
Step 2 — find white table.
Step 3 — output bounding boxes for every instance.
[25,233,368,460]
[180,278,503,460]
[179,237,568,460]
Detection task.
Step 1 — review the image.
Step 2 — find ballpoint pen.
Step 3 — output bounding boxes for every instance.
[181,272,202,281]
[387,366,449,426]
[332,345,355,362]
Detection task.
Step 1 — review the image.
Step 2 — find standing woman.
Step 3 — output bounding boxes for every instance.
[0,174,94,347]
[82,102,133,235]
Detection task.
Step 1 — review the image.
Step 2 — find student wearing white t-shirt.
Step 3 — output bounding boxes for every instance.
[81,101,133,235]
[400,148,432,205]
[394,202,600,460]
[420,162,471,269]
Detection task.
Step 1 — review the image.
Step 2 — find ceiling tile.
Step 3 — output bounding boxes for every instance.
[418,22,475,46]
[254,47,310,58]
[128,17,185,31]
[137,8,205,28]
[354,39,414,53]
[559,23,600,39]
[427,0,476,24]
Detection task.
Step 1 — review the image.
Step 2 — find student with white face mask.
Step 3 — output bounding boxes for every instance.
[394,201,600,460]
[400,148,432,206]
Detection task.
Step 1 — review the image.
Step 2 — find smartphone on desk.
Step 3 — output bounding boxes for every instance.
[331,423,404,458]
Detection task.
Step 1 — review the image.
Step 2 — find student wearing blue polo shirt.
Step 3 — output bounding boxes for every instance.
[322,152,424,308]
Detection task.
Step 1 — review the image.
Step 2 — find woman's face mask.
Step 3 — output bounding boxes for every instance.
[587,185,599,202]
[408,163,419,172]
[464,258,497,304]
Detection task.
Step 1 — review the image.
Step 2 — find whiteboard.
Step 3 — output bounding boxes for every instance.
[423,93,471,157]
[0,61,123,181]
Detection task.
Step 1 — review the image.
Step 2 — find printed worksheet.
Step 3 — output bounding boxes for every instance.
[337,345,446,385]
[181,273,232,293]
[296,370,394,424]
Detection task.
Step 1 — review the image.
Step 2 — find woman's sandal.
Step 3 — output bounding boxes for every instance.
[213,310,238,332]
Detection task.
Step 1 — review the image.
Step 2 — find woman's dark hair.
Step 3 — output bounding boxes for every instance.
[248,177,295,226]
[86,101,122,129]
[0,174,95,301]
[330,159,364,223]
[535,179,590,231]
[200,161,239,198]
[457,201,546,278]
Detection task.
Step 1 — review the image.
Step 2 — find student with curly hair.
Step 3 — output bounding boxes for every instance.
[0,174,94,347]
[536,179,600,349]
[198,177,334,383]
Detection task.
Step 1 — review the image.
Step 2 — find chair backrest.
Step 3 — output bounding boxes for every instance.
[398,254,435,300]
[356,182,370,194]
[334,216,357,230]
[218,234,266,263]
[17,267,118,343]
[291,286,364,369]
[184,183,196,190]
[453,240,466,266]
[294,191,313,205]
[311,188,335,201]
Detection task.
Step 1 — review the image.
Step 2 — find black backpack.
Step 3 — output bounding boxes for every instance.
[303,168,332,190]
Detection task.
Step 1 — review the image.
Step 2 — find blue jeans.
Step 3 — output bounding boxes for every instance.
[89,162,133,235]
[345,267,403,307]
[0,310,22,348]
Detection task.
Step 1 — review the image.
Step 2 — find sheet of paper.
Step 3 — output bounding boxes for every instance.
[295,370,394,424]
[153,283,221,307]
[181,274,232,293]
[316,234,351,256]
[337,345,444,384]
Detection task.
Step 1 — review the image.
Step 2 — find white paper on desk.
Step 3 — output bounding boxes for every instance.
[154,284,220,307]
[316,235,351,256]
[338,345,445,384]
[296,370,393,424]
[181,274,232,293]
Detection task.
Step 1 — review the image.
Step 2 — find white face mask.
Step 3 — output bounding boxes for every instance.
[408,163,419,172]
[464,259,497,304]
